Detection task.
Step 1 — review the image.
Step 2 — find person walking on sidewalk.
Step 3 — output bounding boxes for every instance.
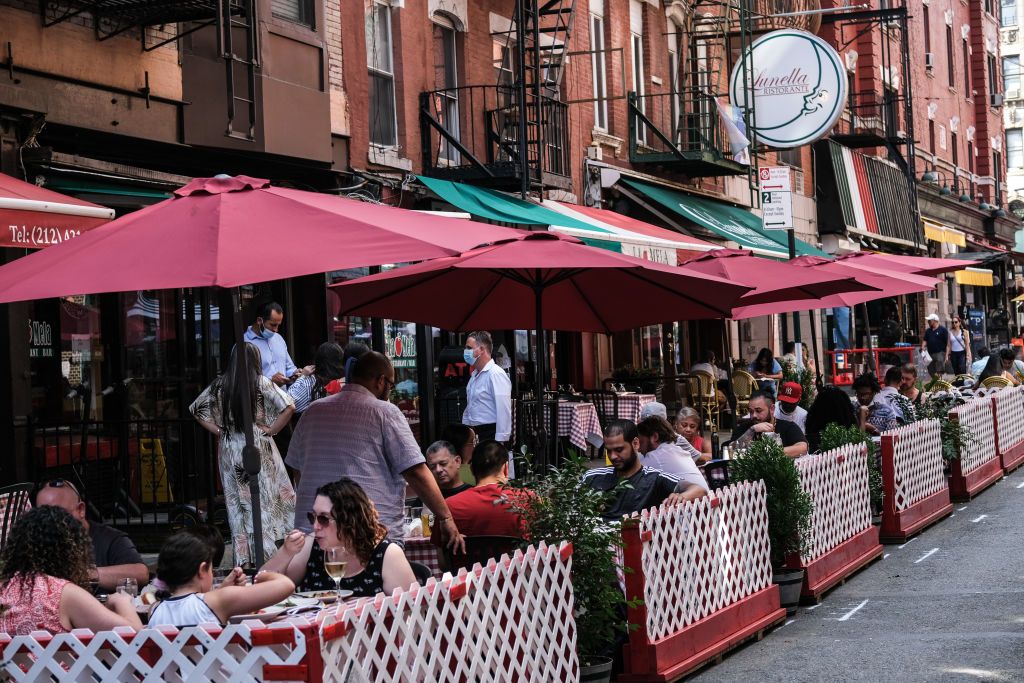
[946,315,972,376]
[921,314,948,380]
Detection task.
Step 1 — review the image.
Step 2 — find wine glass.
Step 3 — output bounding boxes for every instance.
[324,546,347,600]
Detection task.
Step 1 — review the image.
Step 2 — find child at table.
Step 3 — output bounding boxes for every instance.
[148,531,294,627]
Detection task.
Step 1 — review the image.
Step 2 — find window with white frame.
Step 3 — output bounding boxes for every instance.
[630,0,646,143]
[668,21,684,144]
[367,2,398,147]
[590,0,608,130]
[1005,56,1021,94]
[433,18,460,163]
[1003,0,1018,25]
[1008,129,1023,169]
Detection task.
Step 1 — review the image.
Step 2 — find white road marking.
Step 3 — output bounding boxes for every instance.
[950,514,956,518]
[837,599,869,622]
[958,506,968,511]
[781,619,795,627]
[971,515,988,523]
[898,537,919,549]
[883,553,891,559]
[914,548,940,564]
[1016,480,1024,489]
[806,604,820,611]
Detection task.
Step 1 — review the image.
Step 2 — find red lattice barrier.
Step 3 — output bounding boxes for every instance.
[992,385,1024,474]
[0,620,323,682]
[788,444,883,601]
[619,481,786,682]
[879,419,953,543]
[318,541,579,682]
[948,395,1002,501]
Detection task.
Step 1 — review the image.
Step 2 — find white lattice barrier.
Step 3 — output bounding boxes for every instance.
[880,419,945,512]
[318,541,578,683]
[950,396,998,475]
[0,620,321,682]
[795,444,873,563]
[627,481,773,641]
[992,385,1024,453]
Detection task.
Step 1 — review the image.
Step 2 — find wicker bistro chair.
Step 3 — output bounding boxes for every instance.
[927,379,956,393]
[953,374,976,388]
[686,371,720,434]
[980,375,1014,389]
[731,369,757,419]
[440,535,524,574]
[0,483,33,552]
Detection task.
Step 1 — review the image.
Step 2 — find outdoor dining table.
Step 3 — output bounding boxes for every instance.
[547,400,602,450]
[594,393,657,423]
[404,536,443,578]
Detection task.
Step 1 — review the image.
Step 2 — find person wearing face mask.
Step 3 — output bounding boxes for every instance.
[244,301,313,387]
[461,331,512,444]
[286,351,465,553]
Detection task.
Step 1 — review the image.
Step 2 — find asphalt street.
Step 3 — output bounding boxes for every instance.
[690,466,1024,682]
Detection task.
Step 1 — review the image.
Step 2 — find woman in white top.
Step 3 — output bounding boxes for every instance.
[946,315,972,376]
[148,531,294,628]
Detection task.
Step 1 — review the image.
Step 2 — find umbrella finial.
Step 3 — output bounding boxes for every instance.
[174,175,270,197]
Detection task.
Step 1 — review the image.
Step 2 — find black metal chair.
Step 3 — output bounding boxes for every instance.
[515,398,562,467]
[440,535,524,574]
[409,561,433,586]
[582,389,619,429]
[0,483,33,551]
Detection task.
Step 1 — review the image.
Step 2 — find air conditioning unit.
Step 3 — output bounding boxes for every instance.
[925,52,935,70]
[1008,88,1020,100]
[992,93,1005,107]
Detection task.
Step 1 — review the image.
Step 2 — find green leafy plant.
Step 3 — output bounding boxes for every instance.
[611,364,660,381]
[818,423,882,512]
[505,453,637,665]
[728,439,813,568]
[908,392,977,461]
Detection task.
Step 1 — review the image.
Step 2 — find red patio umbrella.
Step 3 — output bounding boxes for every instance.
[330,231,751,465]
[835,251,976,277]
[0,172,114,249]
[0,174,519,565]
[681,249,878,306]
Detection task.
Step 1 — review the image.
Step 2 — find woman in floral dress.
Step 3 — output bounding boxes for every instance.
[190,343,296,565]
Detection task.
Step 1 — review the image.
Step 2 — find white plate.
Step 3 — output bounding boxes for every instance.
[228,606,287,623]
[277,596,320,608]
[295,589,354,603]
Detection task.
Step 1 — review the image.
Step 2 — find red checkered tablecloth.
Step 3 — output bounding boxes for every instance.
[404,537,443,578]
[595,393,657,423]
[548,401,602,450]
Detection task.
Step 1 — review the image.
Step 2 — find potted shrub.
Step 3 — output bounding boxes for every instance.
[505,453,634,683]
[818,423,883,521]
[729,439,813,614]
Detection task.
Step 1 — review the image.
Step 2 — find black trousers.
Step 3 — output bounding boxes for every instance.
[472,423,497,442]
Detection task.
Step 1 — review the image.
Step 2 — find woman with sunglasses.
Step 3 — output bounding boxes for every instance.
[946,315,972,376]
[262,479,416,598]
[190,342,296,567]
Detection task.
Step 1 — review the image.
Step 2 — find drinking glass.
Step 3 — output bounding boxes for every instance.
[324,547,347,599]
[116,577,138,598]
[212,568,230,588]
[420,510,434,538]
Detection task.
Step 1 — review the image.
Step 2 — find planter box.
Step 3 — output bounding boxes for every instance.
[791,526,883,602]
[880,487,952,544]
[999,441,1024,474]
[948,456,1003,502]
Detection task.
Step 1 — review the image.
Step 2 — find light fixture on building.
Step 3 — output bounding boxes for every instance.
[940,184,952,196]
[921,170,939,182]
[980,201,993,211]
[993,206,1008,218]
[959,191,972,202]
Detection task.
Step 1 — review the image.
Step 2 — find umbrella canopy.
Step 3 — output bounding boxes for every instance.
[330,232,752,333]
[835,252,976,277]
[730,255,939,319]
[0,172,114,248]
[0,175,521,303]
[680,249,878,306]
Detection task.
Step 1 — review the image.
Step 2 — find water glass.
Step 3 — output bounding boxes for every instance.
[116,577,138,597]
[212,568,230,588]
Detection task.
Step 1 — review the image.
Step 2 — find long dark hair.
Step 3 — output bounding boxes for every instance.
[214,343,262,432]
[804,385,858,453]
[310,342,345,402]
[0,506,93,592]
[979,353,1003,382]
[316,478,388,565]
[155,531,214,599]
[753,347,775,373]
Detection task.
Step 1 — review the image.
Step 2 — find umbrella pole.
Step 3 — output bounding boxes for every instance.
[534,284,548,470]
[861,302,876,375]
[810,309,822,389]
[230,288,266,568]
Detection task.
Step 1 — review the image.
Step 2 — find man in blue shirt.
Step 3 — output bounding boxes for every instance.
[244,301,311,386]
[921,314,948,380]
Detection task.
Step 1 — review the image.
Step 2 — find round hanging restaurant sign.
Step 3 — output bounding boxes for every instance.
[729,29,847,149]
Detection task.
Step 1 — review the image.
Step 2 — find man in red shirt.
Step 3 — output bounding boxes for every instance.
[433,440,527,540]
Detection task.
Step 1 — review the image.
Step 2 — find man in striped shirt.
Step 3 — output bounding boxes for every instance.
[583,419,707,521]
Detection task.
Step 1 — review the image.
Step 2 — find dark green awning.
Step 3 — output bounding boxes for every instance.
[619,178,829,258]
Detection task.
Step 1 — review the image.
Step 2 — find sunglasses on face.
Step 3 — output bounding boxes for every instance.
[306,511,335,527]
[42,478,82,501]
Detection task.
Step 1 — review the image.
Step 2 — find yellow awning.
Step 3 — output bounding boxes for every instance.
[955,268,994,287]
[923,219,966,247]
[1013,293,1024,302]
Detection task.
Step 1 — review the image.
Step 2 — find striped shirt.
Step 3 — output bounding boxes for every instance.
[582,465,680,521]
[286,383,425,540]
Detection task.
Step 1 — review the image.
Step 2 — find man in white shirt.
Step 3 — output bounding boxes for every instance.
[691,350,728,381]
[635,416,709,492]
[243,301,312,386]
[880,366,913,422]
[773,381,807,433]
[462,331,513,443]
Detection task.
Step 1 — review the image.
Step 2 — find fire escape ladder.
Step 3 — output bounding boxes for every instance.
[219,0,258,141]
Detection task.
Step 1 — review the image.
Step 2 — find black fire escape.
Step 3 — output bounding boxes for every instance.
[420,0,575,194]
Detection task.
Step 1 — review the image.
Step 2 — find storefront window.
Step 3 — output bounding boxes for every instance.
[634,324,665,372]
[29,296,105,423]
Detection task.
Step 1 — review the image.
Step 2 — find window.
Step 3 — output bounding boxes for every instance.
[994,150,1004,203]
[989,53,1000,95]
[882,86,898,136]
[1003,0,1018,25]
[968,140,975,173]
[963,39,971,95]
[986,0,994,16]
[668,23,684,143]
[433,21,460,163]
[946,25,955,87]
[630,0,646,143]
[777,148,801,166]
[952,132,959,167]
[924,6,931,53]
[590,10,608,130]
[929,120,936,152]
[367,3,397,147]
[272,0,314,27]
[1008,130,1023,169]
[1005,56,1021,94]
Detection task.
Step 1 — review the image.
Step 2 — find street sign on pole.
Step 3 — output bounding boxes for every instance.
[759,167,793,230]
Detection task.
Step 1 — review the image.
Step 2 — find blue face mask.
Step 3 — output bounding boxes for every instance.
[257,322,275,340]
[463,348,476,366]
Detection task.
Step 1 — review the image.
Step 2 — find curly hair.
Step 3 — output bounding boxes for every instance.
[0,506,93,592]
[316,479,388,565]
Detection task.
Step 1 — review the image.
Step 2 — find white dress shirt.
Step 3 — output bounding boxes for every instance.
[640,442,709,492]
[691,362,727,380]
[774,402,807,433]
[463,359,513,441]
